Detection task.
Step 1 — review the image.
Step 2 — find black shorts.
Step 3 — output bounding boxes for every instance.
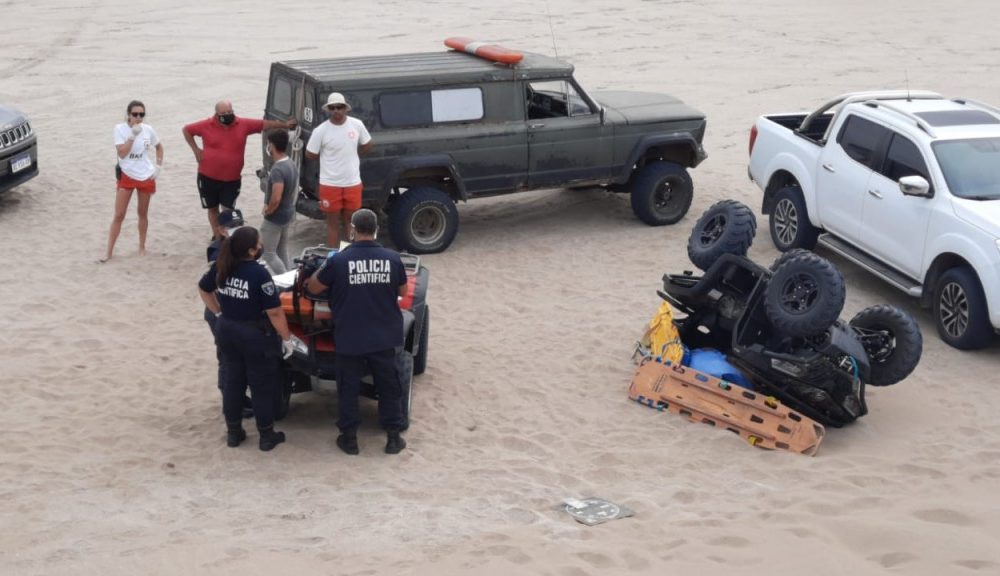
[198,174,241,209]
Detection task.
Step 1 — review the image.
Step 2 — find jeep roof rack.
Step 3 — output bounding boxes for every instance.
[862,100,938,137]
[798,90,943,133]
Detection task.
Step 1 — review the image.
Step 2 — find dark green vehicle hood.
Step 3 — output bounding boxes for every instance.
[591,91,705,125]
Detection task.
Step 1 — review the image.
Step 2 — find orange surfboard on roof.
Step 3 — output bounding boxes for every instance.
[444,37,524,65]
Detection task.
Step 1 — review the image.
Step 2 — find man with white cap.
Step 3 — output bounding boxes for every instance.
[305,93,373,248]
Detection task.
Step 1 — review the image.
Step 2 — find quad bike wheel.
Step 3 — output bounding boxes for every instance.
[414,307,429,376]
[850,305,923,386]
[769,248,813,272]
[765,251,845,337]
[686,200,757,271]
[398,350,414,431]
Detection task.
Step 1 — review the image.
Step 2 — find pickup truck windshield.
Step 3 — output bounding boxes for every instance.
[933,137,1000,200]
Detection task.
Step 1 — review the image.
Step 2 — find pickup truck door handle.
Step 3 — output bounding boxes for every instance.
[821,163,836,173]
[529,123,546,129]
[868,189,883,199]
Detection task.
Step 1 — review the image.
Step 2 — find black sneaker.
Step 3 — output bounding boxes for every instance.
[336,433,360,455]
[259,429,286,452]
[385,431,406,455]
[226,428,246,448]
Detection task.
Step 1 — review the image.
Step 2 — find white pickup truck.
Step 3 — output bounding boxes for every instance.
[748,91,1000,350]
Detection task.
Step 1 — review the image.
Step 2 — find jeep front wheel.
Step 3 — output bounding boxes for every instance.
[630,162,693,226]
[389,187,459,254]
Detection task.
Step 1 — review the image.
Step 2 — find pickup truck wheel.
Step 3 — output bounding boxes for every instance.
[397,349,414,431]
[413,307,429,376]
[850,305,922,386]
[686,200,757,271]
[630,162,693,226]
[389,187,459,254]
[765,251,845,337]
[934,266,994,350]
[770,186,819,251]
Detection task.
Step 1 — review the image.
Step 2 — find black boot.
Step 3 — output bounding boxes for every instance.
[258,426,286,452]
[385,431,406,455]
[336,431,359,455]
[226,421,246,448]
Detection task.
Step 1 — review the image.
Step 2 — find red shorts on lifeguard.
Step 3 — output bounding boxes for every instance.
[118,173,156,193]
[318,183,363,213]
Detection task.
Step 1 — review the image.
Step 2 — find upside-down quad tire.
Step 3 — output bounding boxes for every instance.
[765,251,846,337]
[389,187,459,254]
[769,186,819,251]
[397,350,414,431]
[629,162,693,226]
[769,248,813,272]
[413,307,429,376]
[933,266,994,350]
[850,305,923,386]
[686,200,757,271]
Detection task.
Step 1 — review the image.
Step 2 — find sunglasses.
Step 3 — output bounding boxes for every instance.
[130,111,145,118]
[329,104,347,110]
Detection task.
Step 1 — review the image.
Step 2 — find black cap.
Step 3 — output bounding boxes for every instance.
[219,209,244,229]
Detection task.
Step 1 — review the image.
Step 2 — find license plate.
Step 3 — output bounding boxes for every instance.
[10,153,31,173]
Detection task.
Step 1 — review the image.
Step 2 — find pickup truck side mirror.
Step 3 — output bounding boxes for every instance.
[899,175,932,198]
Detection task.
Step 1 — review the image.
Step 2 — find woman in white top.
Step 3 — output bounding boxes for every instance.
[101,100,164,262]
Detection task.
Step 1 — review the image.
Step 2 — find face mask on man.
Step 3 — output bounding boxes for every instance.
[218,113,236,125]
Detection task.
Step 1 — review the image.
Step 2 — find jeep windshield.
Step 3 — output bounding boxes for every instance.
[933,137,1000,200]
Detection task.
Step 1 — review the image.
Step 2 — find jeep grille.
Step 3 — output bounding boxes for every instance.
[0,121,32,149]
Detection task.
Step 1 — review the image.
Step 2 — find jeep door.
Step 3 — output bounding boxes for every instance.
[859,131,934,279]
[815,114,891,243]
[266,69,314,194]
[524,79,614,188]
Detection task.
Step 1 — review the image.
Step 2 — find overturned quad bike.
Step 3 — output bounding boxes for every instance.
[660,200,922,427]
[272,246,430,427]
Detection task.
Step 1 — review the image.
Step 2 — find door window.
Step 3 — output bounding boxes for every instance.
[379,88,484,128]
[272,77,294,116]
[836,115,889,167]
[881,134,931,186]
[527,80,592,119]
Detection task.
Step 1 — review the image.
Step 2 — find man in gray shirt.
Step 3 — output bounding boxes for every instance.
[260,129,299,274]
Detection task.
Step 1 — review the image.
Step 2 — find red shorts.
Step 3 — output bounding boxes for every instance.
[318,183,362,213]
[118,172,156,194]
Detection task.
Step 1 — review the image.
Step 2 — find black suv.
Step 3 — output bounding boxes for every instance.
[261,40,707,253]
[0,105,38,194]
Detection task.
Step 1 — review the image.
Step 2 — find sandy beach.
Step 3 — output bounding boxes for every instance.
[2,0,1000,574]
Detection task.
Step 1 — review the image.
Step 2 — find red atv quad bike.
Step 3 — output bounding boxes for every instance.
[274,246,430,428]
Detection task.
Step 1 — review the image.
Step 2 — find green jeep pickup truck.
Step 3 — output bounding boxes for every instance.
[260,40,707,253]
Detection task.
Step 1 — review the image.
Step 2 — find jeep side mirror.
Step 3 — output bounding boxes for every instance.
[599,106,606,124]
[899,175,931,197]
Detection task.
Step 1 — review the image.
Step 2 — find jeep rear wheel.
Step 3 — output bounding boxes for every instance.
[686,200,757,271]
[934,266,994,350]
[769,186,819,251]
[765,251,846,337]
[850,305,922,386]
[630,162,693,226]
[389,187,459,254]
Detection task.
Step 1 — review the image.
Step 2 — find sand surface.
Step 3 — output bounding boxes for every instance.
[2,0,1000,574]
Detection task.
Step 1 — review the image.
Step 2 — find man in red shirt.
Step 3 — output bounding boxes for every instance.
[183,101,295,240]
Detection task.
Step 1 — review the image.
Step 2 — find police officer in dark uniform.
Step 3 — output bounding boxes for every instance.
[203,208,252,418]
[198,226,297,451]
[306,209,408,455]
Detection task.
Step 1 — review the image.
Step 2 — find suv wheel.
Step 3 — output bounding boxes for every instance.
[934,266,993,350]
[629,162,693,226]
[389,187,459,254]
[414,306,429,376]
[686,200,756,271]
[850,305,922,386]
[769,186,819,251]
[397,349,414,431]
[765,251,845,337]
